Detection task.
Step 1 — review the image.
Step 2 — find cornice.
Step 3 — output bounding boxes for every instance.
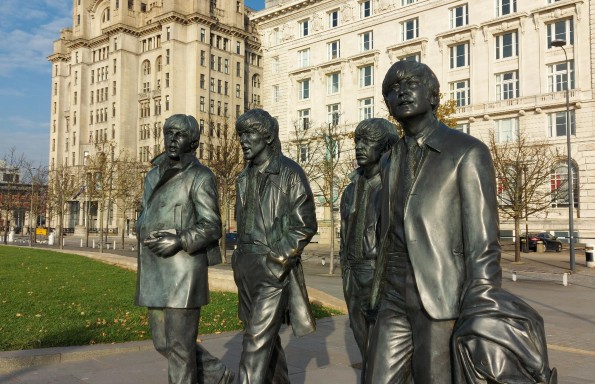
[47,53,71,63]
[252,0,324,24]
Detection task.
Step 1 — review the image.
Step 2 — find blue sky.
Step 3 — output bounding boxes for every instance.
[0,0,264,167]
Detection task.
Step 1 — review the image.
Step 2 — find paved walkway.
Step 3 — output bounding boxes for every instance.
[2,238,595,383]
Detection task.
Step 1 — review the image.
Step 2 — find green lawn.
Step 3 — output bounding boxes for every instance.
[0,246,340,351]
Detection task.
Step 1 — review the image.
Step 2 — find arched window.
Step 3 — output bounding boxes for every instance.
[156,56,162,72]
[142,60,151,75]
[551,160,579,208]
[102,8,111,23]
[252,74,260,88]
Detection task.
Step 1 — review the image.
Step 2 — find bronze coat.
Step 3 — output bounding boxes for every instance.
[135,153,222,309]
[371,122,502,320]
[235,154,318,337]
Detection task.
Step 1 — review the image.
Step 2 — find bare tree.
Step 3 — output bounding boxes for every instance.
[203,118,244,261]
[0,147,27,243]
[112,155,149,249]
[21,162,48,244]
[46,163,83,248]
[488,129,561,262]
[285,119,355,275]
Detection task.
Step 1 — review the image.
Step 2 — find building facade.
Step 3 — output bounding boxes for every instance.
[48,0,262,235]
[253,0,595,242]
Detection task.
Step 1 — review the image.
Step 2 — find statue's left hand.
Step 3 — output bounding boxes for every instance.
[143,232,183,258]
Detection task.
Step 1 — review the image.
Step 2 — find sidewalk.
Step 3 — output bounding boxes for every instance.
[2,239,595,383]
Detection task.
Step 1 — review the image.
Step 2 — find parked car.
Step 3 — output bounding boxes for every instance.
[521,232,563,252]
[225,232,238,250]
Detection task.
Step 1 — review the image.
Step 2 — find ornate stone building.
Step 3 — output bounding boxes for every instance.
[253,0,595,243]
[48,0,262,235]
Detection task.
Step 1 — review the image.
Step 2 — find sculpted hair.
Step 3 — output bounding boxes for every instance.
[355,118,398,151]
[382,61,440,112]
[163,114,200,150]
[236,109,282,153]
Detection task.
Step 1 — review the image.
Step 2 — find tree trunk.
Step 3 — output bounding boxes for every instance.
[99,201,104,253]
[329,206,336,275]
[220,184,228,263]
[514,217,521,263]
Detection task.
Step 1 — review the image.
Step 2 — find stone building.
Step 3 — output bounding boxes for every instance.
[48,0,262,235]
[252,0,595,243]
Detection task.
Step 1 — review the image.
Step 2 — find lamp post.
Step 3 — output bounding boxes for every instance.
[551,39,575,271]
[29,168,36,247]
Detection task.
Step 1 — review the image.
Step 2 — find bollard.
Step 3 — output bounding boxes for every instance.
[562,273,568,287]
[113,242,116,250]
[80,238,83,247]
[512,272,517,282]
[586,243,594,268]
[62,238,65,247]
[93,239,95,249]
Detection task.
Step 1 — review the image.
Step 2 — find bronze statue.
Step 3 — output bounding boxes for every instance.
[365,61,556,383]
[339,118,396,375]
[233,109,317,383]
[135,114,233,384]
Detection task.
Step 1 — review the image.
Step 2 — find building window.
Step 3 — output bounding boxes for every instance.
[200,28,205,42]
[401,0,416,5]
[272,85,280,102]
[359,65,374,87]
[299,19,310,37]
[272,56,279,73]
[327,103,341,125]
[547,18,574,49]
[359,98,374,120]
[400,53,420,62]
[455,123,470,134]
[298,49,310,68]
[496,71,519,100]
[360,1,372,18]
[450,4,468,28]
[298,109,310,130]
[494,118,518,143]
[327,40,340,60]
[401,18,419,41]
[200,74,205,89]
[327,72,340,94]
[299,144,310,163]
[328,10,340,28]
[548,61,575,92]
[298,79,310,100]
[548,110,575,138]
[236,84,241,98]
[450,43,470,68]
[165,72,170,87]
[551,161,578,208]
[166,26,171,40]
[495,31,518,60]
[200,96,205,112]
[496,0,516,17]
[236,42,241,54]
[360,31,373,52]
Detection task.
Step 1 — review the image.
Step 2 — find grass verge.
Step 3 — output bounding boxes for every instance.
[0,246,341,351]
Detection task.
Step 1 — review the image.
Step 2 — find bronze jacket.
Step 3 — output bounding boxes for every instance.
[371,122,502,320]
[235,154,318,336]
[339,169,382,264]
[135,153,222,309]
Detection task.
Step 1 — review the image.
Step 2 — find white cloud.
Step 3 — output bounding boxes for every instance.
[0,0,71,76]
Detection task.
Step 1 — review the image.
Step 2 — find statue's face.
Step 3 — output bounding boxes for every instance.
[385,75,433,121]
[164,126,192,160]
[354,134,384,167]
[238,128,268,164]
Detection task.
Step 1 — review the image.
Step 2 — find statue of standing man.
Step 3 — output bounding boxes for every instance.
[339,118,396,377]
[233,109,318,383]
[135,114,233,384]
[366,61,556,383]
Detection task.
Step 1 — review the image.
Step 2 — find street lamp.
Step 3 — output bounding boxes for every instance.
[29,168,36,247]
[551,39,575,271]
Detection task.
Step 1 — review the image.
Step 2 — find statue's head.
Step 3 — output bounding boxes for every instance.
[236,109,281,163]
[163,114,200,159]
[382,61,441,117]
[354,118,398,167]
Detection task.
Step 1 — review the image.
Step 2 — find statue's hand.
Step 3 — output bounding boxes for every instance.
[143,232,183,258]
[266,251,296,281]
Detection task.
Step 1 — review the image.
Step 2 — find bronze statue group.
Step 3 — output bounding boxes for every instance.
[135,62,557,383]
